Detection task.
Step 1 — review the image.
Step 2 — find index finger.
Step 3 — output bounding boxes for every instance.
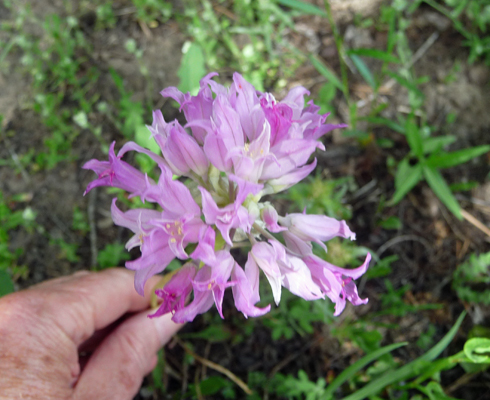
[31,268,162,345]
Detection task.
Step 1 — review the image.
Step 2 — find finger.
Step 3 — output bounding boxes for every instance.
[34,270,91,290]
[31,268,162,345]
[73,310,182,400]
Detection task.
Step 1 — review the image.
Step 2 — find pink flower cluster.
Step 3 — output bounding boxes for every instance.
[84,72,370,323]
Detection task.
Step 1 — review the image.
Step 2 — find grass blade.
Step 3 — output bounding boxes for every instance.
[341,312,466,400]
[386,71,424,99]
[423,166,462,220]
[427,145,490,169]
[349,54,377,89]
[390,161,423,205]
[324,342,408,398]
[276,0,326,16]
[347,48,400,64]
[422,135,457,154]
[309,54,343,91]
[363,117,405,134]
[405,115,423,158]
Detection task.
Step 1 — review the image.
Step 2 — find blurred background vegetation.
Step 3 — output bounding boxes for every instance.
[1,0,490,398]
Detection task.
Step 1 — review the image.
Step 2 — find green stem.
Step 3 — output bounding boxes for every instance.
[323,0,351,119]
[423,0,471,39]
[228,179,236,203]
[252,222,276,242]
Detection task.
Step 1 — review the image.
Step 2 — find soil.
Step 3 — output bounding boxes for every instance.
[1,1,489,399]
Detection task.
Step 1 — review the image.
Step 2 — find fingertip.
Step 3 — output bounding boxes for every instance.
[149,311,184,347]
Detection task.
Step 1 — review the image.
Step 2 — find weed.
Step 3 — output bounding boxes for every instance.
[379,279,442,317]
[261,289,332,340]
[0,191,36,295]
[388,114,490,219]
[49,237,80,263]
[131,0,172,24]
[453,251,490,305]
[3,6,100,169]
[424,0,490,65]
[287,175,355,220]
[96,242,131,270]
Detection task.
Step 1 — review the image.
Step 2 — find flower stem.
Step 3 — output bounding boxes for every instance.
[228,179,236,203]
[252,222,276,242]
[322,0,353,125]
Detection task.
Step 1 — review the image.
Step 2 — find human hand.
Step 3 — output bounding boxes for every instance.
[0,268,182,399]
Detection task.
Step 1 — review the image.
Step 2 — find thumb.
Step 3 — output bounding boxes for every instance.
[73,310,182,400]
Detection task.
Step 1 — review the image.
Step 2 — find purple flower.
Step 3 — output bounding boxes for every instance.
[199,186,254,246]
[232,257,271,318]
[83,142,151,196]
[279,213,355,251]
[149,264,197,318]
[83,71,368,323]
[163,125,209,178]
[304,253,370,316]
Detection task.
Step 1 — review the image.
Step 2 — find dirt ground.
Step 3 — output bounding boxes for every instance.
[1,0,490,399]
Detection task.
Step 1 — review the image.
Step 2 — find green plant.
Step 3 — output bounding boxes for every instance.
[261,290,333,340]
[50,237,80,263]
[72,206,90,234]
[131,0,172,24]
[96,242,131,270]
[3,7,100,169]
[182,0,302,90]
[424,0,490,65]
[287,175,356,220]
[453,251,490,304]
[0,191,37,295]
[379,279,442,317]
[250,313,481,400]
[389,114,490,219]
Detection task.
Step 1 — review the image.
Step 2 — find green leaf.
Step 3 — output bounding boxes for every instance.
[198,376,231,396]
[341,312,466,400]
[422,135,457,154]
[276,0,326,15]
[365,255,398,280]
[363,116,405,134]
[423,166,462,220]
[405,115,423,158]
[109,68,125,94]
[135,124,161,154]
[464,338,490,363]
[386,71,424,99]
[390,161,423,205]
[181,325,232,343]
[450,181,479,192]
[309,54,343,91]
[416,381,462,400]
[0,270,15,297]
[379,216,402,230]
[177,42,206,95]
[347,48,400,63]
[427,145,490,169]
[349,54,377,89]
[97,243,131,269]
[324,342,407,398]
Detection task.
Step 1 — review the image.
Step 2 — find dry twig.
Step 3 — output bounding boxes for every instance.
[376,234,432,258]
[461,209,490,238]
[175,337,253,395]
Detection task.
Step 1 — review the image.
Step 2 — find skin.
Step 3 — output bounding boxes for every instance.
[0,268,182,399]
